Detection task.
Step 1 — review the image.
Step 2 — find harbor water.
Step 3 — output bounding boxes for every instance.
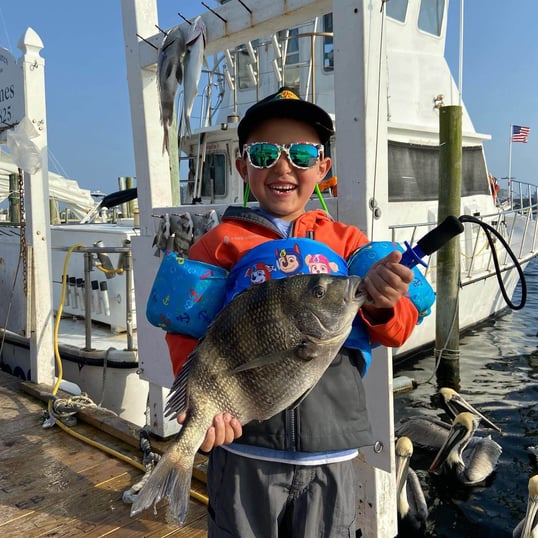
[393,255,538,537]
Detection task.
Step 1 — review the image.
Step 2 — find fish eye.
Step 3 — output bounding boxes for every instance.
[312,285,326,299]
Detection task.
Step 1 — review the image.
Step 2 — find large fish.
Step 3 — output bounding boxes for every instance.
[181,16,207,135]
[131,273,366,524]
[157,24,186,153]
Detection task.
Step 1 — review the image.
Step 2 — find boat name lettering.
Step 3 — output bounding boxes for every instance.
[0,85,15,103]
[0,105,12,123]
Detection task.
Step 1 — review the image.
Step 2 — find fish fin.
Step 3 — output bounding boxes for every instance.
[130,449,193,526]
[231,342,318,374]
[230,351,289,374]
[165,352,196,418]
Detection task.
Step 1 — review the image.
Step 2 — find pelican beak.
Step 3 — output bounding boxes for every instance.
[445,395,501,433]
[395,453,411,497]
[429,422,466,473]
[521,493,538,538]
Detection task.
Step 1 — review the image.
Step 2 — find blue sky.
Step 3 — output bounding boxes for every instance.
[1,1,537,194]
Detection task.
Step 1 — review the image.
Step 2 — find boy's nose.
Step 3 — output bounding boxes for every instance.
[272,151,293,171]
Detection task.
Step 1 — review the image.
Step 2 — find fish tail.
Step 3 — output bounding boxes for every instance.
[162,126,169,154]
[130,449,194,526]
[182,108,191,136]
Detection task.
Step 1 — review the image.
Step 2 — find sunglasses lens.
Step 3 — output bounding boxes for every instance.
[248,143,279,168]
[289,143,320,168]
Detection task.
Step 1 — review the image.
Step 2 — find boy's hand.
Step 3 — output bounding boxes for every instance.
[361,250,414,321]
[177,412,242,452]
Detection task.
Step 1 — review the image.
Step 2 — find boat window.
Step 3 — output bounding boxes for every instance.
[183,152,227,203]
[201,152,227,198]
[386,0,408,22]
[388,142,489,202]
[418,0,445,36]
[323,14,334,72]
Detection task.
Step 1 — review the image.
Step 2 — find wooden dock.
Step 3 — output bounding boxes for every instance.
[0,370,209,537]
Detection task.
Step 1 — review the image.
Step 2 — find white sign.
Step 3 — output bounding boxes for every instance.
[0,47,24,135]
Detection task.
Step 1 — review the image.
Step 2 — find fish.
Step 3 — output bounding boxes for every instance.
[513,475,538,538]
[181,16,207,135]
[428,412,502,486]
[130,273,366,524]
[157,24,186,153]
[395,436,428,535]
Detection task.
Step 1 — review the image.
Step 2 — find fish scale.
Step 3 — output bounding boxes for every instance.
[131,273,366,524]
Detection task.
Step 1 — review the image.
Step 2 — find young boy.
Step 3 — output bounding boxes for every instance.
[166,87,418,537]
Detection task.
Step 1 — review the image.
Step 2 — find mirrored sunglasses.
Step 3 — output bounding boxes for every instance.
[243,142,324,169]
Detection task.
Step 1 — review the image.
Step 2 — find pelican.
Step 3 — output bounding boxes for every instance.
[513,475,538,538]
[428,412,502,486]
[395,436,428,534]
[395,415,451,452]
[431,387,501,432]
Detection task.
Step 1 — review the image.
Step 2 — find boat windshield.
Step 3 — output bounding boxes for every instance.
[386,0,445,37]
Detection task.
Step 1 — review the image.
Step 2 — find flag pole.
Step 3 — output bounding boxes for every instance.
[508,123,513,201]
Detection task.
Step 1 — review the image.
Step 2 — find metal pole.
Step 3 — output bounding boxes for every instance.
[83,251,94,351]
[124,249,135,351]
[8,173,20,224]
[435,105,462,390]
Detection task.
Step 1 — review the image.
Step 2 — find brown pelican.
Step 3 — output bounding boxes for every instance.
[395,436,428,535]
[513,475,538,538]
[431,387,501,432]
[395,415,451,452]
[428,412,502,486]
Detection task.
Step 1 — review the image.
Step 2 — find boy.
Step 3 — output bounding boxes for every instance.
[166,87,418,537]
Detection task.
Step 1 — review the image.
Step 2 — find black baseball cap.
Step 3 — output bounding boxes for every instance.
[238,87,334,151]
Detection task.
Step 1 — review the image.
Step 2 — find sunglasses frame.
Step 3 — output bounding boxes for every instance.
[243,142,324,170]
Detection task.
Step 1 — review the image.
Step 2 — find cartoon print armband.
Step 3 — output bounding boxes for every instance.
[348,241,436,321]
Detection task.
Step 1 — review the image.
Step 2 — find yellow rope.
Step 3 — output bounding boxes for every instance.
[49,244,209,507]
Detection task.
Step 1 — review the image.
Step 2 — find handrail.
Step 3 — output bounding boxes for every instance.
[388,180,538,284]
[52,245,135,353]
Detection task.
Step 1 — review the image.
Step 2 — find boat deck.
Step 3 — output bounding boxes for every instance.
[0,370,209,537]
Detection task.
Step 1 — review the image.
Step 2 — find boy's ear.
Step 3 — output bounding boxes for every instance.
[236,156,248,180]
[318,156,332,179]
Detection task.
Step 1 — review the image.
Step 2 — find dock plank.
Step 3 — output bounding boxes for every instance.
[0,371,208,537]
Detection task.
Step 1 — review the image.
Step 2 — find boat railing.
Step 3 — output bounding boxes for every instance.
[52,244,136,353]
[389,180,538,285]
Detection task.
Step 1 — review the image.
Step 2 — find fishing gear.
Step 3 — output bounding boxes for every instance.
[458,214,527,310]
[400,216,464,269]
[399,214,527,310]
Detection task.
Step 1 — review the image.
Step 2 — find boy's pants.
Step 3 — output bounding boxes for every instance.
[207,446,357,538]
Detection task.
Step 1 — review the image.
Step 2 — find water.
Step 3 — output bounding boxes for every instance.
[393,255,538,537]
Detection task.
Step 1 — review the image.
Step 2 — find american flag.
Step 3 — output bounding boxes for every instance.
[512,125,530,143]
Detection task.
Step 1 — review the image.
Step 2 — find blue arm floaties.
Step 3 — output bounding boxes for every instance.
[347,241,436,321]
[146,251,228,337]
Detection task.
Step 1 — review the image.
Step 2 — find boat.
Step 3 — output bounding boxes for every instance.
[122,0,537,366]
[0,1,537,534]
[118,1,536,531]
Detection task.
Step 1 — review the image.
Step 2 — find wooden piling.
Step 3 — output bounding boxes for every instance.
[435,105,462,390]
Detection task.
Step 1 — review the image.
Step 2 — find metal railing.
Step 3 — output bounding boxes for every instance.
[53,244,135,352]
[389,180,538,285]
